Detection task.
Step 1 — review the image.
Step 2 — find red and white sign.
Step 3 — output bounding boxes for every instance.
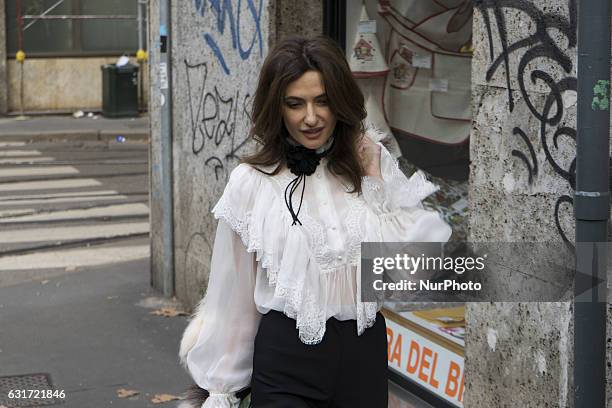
[386,312,465,407]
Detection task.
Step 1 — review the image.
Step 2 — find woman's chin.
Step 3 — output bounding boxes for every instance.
[297,135,330,150]
[301,141,323,150]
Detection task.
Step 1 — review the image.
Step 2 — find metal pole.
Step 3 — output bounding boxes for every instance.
[155,0,174,297]
[137,2,143,52]
[16,0,24,117]
[16,0,22,50]
[144,1,149,59]
[137,1,143,111]
[143,0,149,112]
[19,64,24,117]
[23,0,65,30]
[574,0,610,406]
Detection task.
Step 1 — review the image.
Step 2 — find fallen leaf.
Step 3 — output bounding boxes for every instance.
[116,388,139,398]
[65,265,77,272]
[40,280,49,285]
[150,307,188,318]
[151,393,180,403]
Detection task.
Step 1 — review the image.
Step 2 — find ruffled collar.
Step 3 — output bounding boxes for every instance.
[285,135,335,154]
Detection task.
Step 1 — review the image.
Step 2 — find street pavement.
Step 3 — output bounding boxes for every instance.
[0,115,148,143]
[0,122,149,281]
[0,115,193,408]
[0,259,192,408]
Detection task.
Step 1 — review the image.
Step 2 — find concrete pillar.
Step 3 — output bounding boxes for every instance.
[273,0,323,42]
[466,1,580,406]
[168,0,272,308]
[0,0,7,115]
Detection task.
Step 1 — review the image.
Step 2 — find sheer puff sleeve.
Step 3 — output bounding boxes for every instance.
[178,165,261,408]
[361,144,452,243]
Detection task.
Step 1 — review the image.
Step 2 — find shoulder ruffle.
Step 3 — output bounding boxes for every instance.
[211,164,316,343]
[212,163,289,287]
[211,164,261,242]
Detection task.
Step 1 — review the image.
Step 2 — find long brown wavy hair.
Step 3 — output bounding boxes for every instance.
[242,35,367,193]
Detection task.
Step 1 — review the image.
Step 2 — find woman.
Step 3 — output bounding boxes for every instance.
[178,35,451,408]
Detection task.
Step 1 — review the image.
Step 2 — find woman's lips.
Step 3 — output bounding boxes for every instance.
[301,127,324,139]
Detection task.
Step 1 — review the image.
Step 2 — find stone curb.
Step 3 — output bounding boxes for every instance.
[0,129,149,142]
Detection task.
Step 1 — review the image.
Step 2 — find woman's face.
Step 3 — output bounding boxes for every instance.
[282,70,337,150]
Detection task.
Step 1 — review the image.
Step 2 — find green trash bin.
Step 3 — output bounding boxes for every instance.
[101,63,139,118]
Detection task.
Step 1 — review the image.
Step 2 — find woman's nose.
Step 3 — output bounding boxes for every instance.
[304,104,318,126]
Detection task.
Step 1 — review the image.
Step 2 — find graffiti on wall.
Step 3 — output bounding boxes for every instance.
[178,0,265,305]
[185,59,252,183]
[182,56,253,302]
[475,0,579,243]
[183,0,263,183]
[194,0,264,75]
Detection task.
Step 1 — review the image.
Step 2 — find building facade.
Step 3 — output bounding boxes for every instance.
[0,0,148,114]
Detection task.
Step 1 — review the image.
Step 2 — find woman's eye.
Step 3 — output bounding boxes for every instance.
[285,99,327,108]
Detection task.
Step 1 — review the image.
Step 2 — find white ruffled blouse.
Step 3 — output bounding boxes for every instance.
[180,142,452,407]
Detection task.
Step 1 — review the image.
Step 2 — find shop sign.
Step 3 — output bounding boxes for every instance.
[386,313,465,407]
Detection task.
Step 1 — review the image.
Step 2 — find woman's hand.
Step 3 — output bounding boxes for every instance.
[358,134,382,179]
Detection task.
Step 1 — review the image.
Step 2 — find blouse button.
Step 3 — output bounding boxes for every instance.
[316,173,322,179]
[330,226,337,231]
[337,255,343,261]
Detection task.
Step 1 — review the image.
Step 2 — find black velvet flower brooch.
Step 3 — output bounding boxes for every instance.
[285,145,321,176]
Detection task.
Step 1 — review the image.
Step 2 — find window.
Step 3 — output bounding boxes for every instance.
[6,0,143,57]
[342,0,472,242]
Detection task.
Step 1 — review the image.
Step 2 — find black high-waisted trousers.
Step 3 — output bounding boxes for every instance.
[251,310,388,408]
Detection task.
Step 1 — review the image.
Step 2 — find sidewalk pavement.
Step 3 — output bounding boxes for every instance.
[0,114,149,142]
[0,259,193,408]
